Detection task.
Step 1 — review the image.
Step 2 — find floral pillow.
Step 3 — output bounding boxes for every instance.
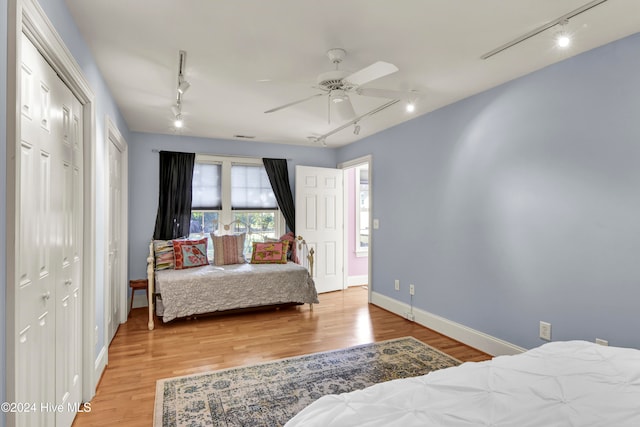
[153,240,175,270]
[172,238,208,270]
[211,233,246,266]
[250,240,289,264]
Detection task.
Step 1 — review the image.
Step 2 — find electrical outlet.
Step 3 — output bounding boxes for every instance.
[394,279,400,291]
[405,312,415,321]
[409,284,415,295]
[595,338,608,346]
[539,321,551,341]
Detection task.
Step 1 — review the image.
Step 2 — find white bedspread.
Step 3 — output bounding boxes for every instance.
[286,340,640,427]
[155,262,318,322]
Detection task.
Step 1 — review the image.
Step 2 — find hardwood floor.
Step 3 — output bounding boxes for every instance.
[72,286,490,426]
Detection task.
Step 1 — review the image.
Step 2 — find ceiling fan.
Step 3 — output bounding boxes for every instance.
[264,48,417,123]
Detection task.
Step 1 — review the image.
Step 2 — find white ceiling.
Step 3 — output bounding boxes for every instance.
[64,0,640,147]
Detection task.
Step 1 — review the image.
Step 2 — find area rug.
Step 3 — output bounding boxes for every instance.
[154,336,460,427]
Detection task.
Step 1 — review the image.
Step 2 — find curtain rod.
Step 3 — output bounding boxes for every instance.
[151,149,291,161]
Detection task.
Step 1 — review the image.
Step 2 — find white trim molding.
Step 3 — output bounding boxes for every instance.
[347,275,368,287]
[370,291,526,356]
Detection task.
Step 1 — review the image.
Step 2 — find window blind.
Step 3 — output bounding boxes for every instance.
[231,164,277,210]
[191,162,222,210]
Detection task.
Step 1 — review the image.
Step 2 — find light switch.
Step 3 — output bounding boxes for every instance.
[373,219,379,229]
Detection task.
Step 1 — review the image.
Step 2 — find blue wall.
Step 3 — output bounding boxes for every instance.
[338,32,640,350]
[128,132,337,279]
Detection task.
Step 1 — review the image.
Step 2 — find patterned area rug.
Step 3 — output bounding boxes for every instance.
[154,336,460,427]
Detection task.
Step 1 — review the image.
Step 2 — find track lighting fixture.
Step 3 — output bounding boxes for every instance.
[171,50,189,129]
[481,0,607,59]
[555,20,571,48]
[177,78,190,94]
[405,101,415,113]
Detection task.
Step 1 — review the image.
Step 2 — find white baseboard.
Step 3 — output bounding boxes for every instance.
[347,275,368,287]
[94,344,107,385]
[370,291,526,356]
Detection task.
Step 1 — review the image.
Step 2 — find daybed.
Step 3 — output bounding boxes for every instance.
[146,234,318,330]
[286,340,640,426]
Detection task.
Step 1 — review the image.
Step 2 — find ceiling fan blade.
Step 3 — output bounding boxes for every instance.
[356,87,418,101]
[343,61,398,87]
[264,93,324,113]
[334,96,356,121]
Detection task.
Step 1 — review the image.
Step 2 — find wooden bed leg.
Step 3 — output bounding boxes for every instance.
[309,303,313,311]
[147,241,155,331]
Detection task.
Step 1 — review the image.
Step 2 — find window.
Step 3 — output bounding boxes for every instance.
[189,155,284,259]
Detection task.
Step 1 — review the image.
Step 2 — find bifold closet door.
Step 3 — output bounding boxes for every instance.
[16,32,84,427]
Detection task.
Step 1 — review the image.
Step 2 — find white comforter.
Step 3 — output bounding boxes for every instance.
[286,340,640,427]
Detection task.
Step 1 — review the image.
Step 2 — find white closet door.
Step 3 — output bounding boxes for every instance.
[17,33,83,427]
[108,139,123,343]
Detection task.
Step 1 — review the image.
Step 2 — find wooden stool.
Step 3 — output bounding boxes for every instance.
[129,279,149,317]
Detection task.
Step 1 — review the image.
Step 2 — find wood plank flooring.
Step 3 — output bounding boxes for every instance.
[72,286,490,426]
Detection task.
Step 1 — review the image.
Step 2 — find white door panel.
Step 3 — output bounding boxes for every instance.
[108,138,123,343]
[295,166,344,293]
[17,33,83,427]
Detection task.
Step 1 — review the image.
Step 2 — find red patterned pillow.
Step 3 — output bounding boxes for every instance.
[172,238,208,270]
[211,233,246,266]
[250,240,289,264]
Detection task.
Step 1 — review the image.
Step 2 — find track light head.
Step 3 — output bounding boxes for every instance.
[171,104,181,116]
[174,114,184,128]
[177,79,190,94]
[555,19,571,48]
[405,101,416,113]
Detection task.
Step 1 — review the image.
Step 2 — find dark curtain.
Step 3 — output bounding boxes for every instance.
[153,151,196,240]
[263,158,295,233]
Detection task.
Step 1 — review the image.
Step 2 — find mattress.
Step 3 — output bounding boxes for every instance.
[285,340,640,427]
[155,261,318,322]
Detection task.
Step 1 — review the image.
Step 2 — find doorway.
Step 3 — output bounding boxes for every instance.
[339,156,372,301]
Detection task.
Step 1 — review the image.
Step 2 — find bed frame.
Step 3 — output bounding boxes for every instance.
[146,235,314,330]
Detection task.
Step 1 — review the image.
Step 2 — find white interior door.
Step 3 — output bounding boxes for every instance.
[295,165,344,293]
[17,33,83,427]
[107,139,123,343]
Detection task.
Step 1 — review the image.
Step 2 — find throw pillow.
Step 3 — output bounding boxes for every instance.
[211,233,246,265]
[172,238,208,270]
[250,240,289,264]
[153,240,175,270]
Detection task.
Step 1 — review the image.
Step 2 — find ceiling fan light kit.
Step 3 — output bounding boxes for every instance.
[265,47,418,143]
